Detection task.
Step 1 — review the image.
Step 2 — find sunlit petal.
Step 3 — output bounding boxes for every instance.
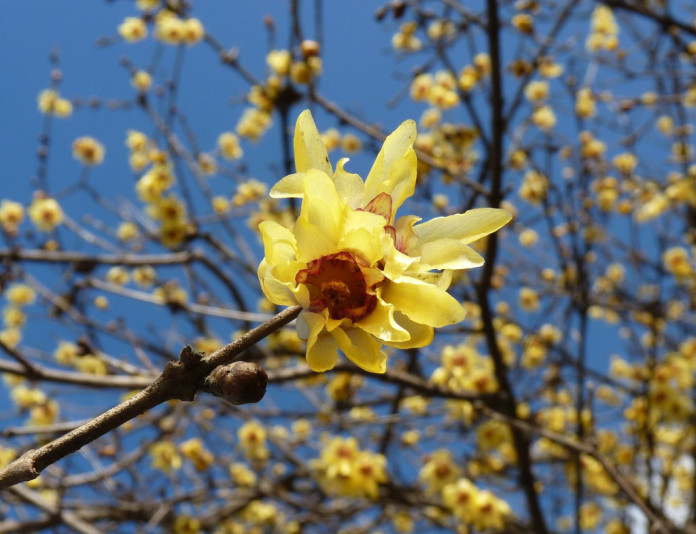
[270,172,305,198]
[385,311,434,349]
[381,277,466,327]
[294,110,332,175]
[418,239,485,270]
[364,120,417,221]
[331,326,386,373]
[357,297,410,343]
[413,208,512,246]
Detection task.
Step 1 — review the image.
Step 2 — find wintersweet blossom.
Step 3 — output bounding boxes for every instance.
[258,110,511,373]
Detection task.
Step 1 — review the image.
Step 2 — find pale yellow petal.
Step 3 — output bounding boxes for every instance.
[331,326,386,373]
[385,311,434,349]
[334,158,365,207]
[297,312,339,372]
[259,220,297,266]
[339,209,386,265]
[294,110,332,175]
[270,172,305,198]
[380,277,465,327]
[293,220,338,264]
[364,120,417,221]
[356,297,410,343]
[299,169,344,236]
[413,208,512,246]
[418,239,484,270]
[259,265,299,306]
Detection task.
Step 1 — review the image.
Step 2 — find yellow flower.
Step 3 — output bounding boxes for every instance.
[5,284,36,307]
[179,437,214,471]
[259,110,511,373]
[182,18,204,45]
[0,199,24,233]
[131,70,152,92]
[218,132,243,160]
[72,136,105,165]
[28,196,63,232]
[118,17,147,42]
[149,441,182,472]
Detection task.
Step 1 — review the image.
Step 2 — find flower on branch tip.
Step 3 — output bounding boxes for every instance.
[258,110,511,373]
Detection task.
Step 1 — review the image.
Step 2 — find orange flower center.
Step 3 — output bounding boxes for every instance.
[296,251,377,321]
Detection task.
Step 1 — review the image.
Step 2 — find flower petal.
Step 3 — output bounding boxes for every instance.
[294,110,332,176]
[334,158,365,207]
[259,220,297,266]
[339,209,387,266]
[385,311,434,349]
[413,208,512,246]
[299,311,340,372]
[381,277,466,327]
[356,297,410,343]
[270,172,305,198]
[331,326,386,373]
[418,239,485,270]
[364,120,417,221]
[258,259,300,306]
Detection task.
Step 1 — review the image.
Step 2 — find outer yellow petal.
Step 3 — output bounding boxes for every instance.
[364,120,417,221]
[413,208,512,247]
[384,311,434,349]
[259,220,297,266]
[298,311,339,372]
[334,158,365,207]
[299,169,343,237]
[356,297,410,343]
[331,327,386,373]
[418,239,485,270]
[258,261,299,306]
[294,110,332,175]
[381,277,465,327]
[270,172,305,198]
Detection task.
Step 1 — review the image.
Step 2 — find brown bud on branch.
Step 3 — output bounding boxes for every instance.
[203,361,268,405]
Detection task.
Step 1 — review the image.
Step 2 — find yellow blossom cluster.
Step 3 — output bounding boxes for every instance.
[586,5,619,52]
[442,477,511,530]
[154,12,205,45]
[309,436,387,499]
[179,437,214,471]
[37,89,72,117]
[150,440,182,472]
[392,22,421,52]
[431,343,499,394]
[118,16,147,42]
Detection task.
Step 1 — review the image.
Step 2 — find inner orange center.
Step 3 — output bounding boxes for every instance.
[296,251,377,321]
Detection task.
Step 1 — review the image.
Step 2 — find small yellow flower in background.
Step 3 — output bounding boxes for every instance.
[180,437,214,471]
[519,169,549,205]
[182,18,204,45]
[0,199,24,233]
[38,90,73,117]
[229,462,257,487]
[197,153,217,176]
[116,221,139,242]
[576,87,596,118]
[11,385,47,409]
[155,13,184,44]
[613,152,637,174]
[259,110,511,373]
[524,80,549,102]
[173,515,201,534]
[118,17,147,42]
[267,50,292,76]
[54,341,79,366]
[72,136,105,166]
[29,399,59,426]
[309,436,387,499]
[532,105,556,131]
[340,133,362,154]
[5,284,36,307]
[133,266,157,287]
[28,196,63,232]
[320,128,341,151]
[0,328,22,348]
[75,354,108,375]
[131,70,152,92]
[126,130,149,153]
[150,441,182,472]
[663,247,693,279]
[236,108,272,141]
[419,449,461,493]
[218,132,243,160]
[238,420,270,461]
[105,266,130,286]
[136,0,158,10]
[512,13,534,34]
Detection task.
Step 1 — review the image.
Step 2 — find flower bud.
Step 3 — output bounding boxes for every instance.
[208,361,268,405]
